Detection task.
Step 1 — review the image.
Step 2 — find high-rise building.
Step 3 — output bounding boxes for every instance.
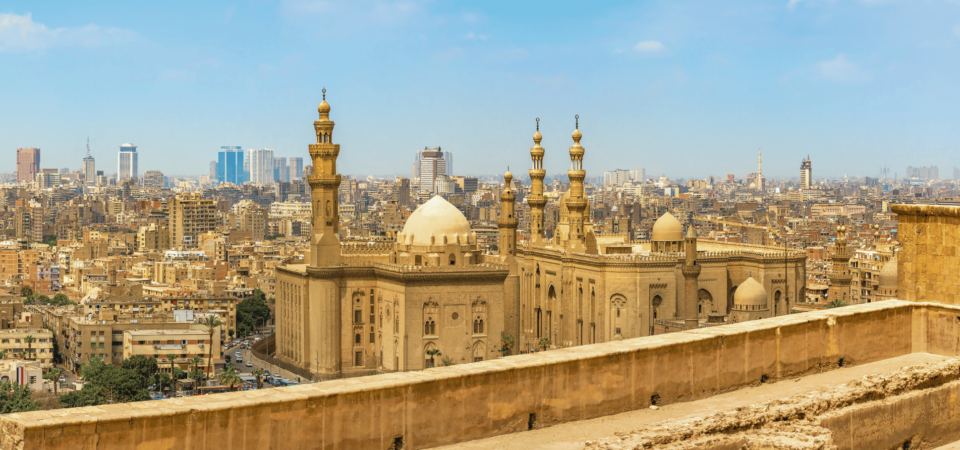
[274,157,289,183]
[416,147,446,193]
[248,149,275,184]
[118,143,138,181]
[142,170,165,188]
[906,166,938,180]
[394,177,410,208]
[83,139,96,185]
[36,169,60,188]
[216,146,247,185]
[800,156,812,189]
[209,161,217,179]
[168,193,216,248]
[603,169,632,186]
[634,168,645,183]
[16,148,40,183]
[444,150,453,175]
[289,157,304,181]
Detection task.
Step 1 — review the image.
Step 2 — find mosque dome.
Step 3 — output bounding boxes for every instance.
[734,277,768,307]
[572,128,582,141]
[749,182,757,188]
[651,212,683,242]
[318,100,331,114]
[880,256,898,287]
[533,129,542,141]
[400,196,472,246]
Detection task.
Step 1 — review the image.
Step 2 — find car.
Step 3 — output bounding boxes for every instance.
[235,351,241,357]
[245,361,253,367]
[274,372,281,379]
[237,357,243,363]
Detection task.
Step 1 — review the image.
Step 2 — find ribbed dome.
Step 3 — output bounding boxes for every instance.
[734,277,767,307]
[400,196,471,246]
[651,212,683,241]
[880,256,897,287]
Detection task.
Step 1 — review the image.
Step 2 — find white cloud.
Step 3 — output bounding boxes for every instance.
[281,0,424,25]
[634,40,664,52]
[787,0,803,9]
[0,12,137,52]
[817,54,871,83]
[464,31,487,41]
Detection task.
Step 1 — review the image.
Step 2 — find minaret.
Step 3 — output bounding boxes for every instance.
[309,88,342,267]
[498,169,518,256]
[528,119,546,245]
[828,225,853,304]
[565,115,587,252]
[758,149,762,175]
[681,223,701,330]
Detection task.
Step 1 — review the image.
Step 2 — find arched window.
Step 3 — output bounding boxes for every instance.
[355,333,361,345]
[449,254,456,265]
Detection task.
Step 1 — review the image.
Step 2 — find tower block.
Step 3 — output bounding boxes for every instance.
[309,89,342,268]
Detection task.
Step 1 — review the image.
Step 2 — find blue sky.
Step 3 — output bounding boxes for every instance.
[1,0,959,180]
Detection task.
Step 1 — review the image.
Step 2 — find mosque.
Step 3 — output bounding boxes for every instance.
[275,97,807,377]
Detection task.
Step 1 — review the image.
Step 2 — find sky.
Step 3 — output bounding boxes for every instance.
[1,0,959,180]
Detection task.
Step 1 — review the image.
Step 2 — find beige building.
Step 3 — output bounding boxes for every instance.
[168,193,217,249]
[234,200,267,241]
[0,359,43,391]
[276,99,805,378]
[123,329,222,376]
[0,328,54,369]
[137,223,169,251]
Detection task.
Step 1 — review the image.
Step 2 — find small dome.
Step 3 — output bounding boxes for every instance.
[504,169,513,181]
[734,277,767,307]
[749,182,757,188]
[572,128,582,141]
[318,100,330,114]
[880,256,897,287]
[651,212,683,241]
[533,129,542,141]
[400,196,472,246]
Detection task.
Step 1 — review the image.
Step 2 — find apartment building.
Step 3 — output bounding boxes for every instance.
[123,328,222,376]
[168,193,217,249]
[0,329,55,369]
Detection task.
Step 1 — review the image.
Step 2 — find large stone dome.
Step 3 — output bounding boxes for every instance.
[651,212,683,241]
[734,277,768,307]
[400,196,472,246]
[880,256,898,287]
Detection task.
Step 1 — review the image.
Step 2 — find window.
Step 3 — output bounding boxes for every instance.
[90,343,96,349]
[355,334,361,345]
[354,310,362,324]
[181,340,187,345]
[354,351,363,366]
[369,333,375,344]
[138,341,145,345]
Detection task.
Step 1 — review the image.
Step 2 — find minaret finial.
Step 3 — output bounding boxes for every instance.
[536,117,539,131]
[575,114,579,129]
[322,87,326,100]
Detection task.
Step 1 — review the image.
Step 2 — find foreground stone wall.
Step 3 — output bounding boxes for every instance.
[3,300,947,450]
[892,204,960,305]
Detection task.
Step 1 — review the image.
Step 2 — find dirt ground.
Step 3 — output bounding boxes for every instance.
[428,353,949,450]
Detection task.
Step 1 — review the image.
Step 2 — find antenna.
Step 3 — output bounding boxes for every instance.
[86,137,91,157]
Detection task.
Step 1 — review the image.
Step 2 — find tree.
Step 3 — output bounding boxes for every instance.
[166,353,178,396]
[439,356,456,367]
[200,315,224,384]
[225,355,231,364]
[23,335,35,360]
[826,299,849,309]
[19,286,33,298]
[253,369,265,389]
[44,368,62,396]
[537,337,552,351]
[0,381,41,413]
[60,356,154,406]
[51,293,71,306]
[121,355,159,389]
[44,325,62,364]
[500,334,515,356]
[426,349,441,368]
[237,295,271,336]
[156,373,173,397]
[228,329,235,339]
[0,350,6,359]
[189,356,205,391]
[218,366,243,391]
[35,295,50,305]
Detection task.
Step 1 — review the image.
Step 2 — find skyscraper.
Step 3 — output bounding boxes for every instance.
[274,157,289,183]
[248,148,275,184]
[444,150,453,175]
[289,157,304,181]
[118,143,138,181]
[800,156,812,189]
[83,139,96,185]
[16,148,40,183]
[416,147,446,193]
[217,146,246,185]
[634,167,645,183]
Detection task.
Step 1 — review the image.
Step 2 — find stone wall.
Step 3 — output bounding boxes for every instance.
[891,204,960,305]
[5,300,954,450]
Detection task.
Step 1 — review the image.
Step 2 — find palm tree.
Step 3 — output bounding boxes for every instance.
[254,369,264,389]
[166,353,178,396]
[200,316,224,384]
[23,335,35,360]
[44,368,62,395]
[426,349,441,368]
[218,366,243,391]
[537,337,551,352]
[190,355,204,393]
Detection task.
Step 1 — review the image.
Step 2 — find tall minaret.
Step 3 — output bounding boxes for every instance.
[528,119,546,246]
[681,223,701,330]
[828,225,853,304]
[498,169,518,256]
[309,89,342,267]
[565,115,587,252]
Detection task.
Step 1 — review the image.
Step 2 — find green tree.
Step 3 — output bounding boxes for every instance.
[44,368,62,396]
[200,315,224,384]
[228,329,235,339]
[218,366,243,391]
[439,356,456,367]
[537,337,551,351]
[22,294,35,306]
[237,295,271,336]
[35,295,50,305]
[19,286,33,297]
[426,349,441,368]
[42,235,57,247]
[826,299,849,309]
[23,335,35,360]
[60,356,154,407]
[121,355,159,388]
[51,293,70,306]
[0,350,6,359]
[253,368,265,389]
[0,381,41,413]
[166,353,178,396]
[156,373,173,397]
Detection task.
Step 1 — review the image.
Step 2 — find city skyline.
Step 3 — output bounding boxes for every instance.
[3,1,960,178]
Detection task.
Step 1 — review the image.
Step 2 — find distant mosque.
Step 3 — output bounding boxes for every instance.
[276,95,807,377]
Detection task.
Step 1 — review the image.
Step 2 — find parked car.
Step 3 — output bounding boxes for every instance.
[235,351,241,357]
[273,372,281,379]
[245,361,253,367]
[237,357,243,363]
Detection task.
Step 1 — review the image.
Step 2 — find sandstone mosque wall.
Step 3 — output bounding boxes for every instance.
[892,204,960,305]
